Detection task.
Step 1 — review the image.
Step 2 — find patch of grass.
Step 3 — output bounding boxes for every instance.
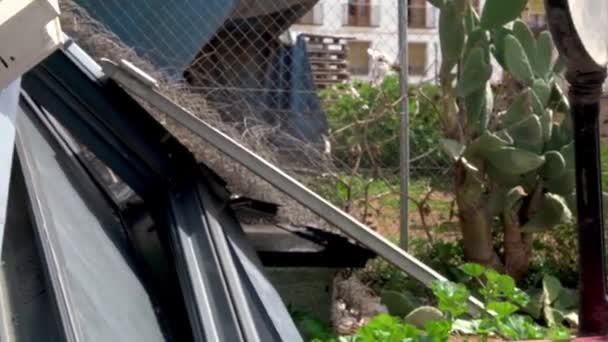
[602,143,608,190]
[310,175,452,214]
[289,308,335,341]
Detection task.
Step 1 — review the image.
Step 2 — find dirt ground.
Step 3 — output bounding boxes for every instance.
[350,190,461,242]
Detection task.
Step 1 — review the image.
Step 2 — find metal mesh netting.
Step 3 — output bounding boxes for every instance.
[58,0,452,242]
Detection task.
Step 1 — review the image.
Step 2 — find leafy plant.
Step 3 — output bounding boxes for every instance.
[290,308,336,341]
[522,274,579,328]
[433,0,581,280]
[317,264,571,342]
[320,75,445,172]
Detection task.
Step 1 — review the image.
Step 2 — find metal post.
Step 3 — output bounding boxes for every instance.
[398,0,410,250]
[569,70,608,336]
[545,0,608,335]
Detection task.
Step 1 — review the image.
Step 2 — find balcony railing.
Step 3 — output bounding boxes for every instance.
[297,4,324,25]
[342,3,380,27]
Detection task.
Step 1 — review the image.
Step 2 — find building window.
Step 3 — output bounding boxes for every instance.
[347,41,371,75]
[409,43,427,76]
[408,0,427,28]
[297,4,324,25]
[343,1,380,27]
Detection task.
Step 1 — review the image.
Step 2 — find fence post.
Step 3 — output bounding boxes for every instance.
[398,0,410,250]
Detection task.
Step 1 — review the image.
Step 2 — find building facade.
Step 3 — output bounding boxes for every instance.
[292,0,481,84]
[292,0,550,85]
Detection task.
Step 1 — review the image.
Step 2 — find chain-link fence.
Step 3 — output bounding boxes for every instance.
[58,0,455,246]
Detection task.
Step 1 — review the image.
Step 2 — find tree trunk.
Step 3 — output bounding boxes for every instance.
[503,209,533,281]
[502,182,543,281]
[454,163,503,270]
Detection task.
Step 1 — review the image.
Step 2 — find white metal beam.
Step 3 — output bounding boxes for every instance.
[100,58,485,314]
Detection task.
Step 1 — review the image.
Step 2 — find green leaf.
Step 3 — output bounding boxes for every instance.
[296,316,335,341]
[563,311,579,327]
[536,31,555,78]
[336,179,350,203]
[546,123,572,151]
[497,315,548,340]
[380,290,418,317]
[491,27,513,69]
[409,98,420,115]
[495,129,514,144]
[469,131,511,158]
[507,115,544,154]
[488,301,519,318]
[404,306,444,329]
[440,138,465,161]
[545,170,576,196]
[458,47,492,97]
[541,151,566,180]
[431,280,470,318]
[483,269,516,298]
[521,193,573,233]
[459,263,485,277]
[505,35,535,84]
[554,287,578,311]
[540,109,554,143]
[522,289,544,319]
[480,0,528,29]
[548,82,570,113]
[513,288,530,307]
[504,186,527,211]
[531,90,546,116]
[465,84,493,136]
[545,143,575,194]
[499,88,532,128]
[427,0,446,8]
[461,157,480,174]
[542,274,563,305]
[465,29,490,53]
[532,78,552,106]
[424,320,452,340]
[486,147,545,175]
[561,142,575,168]
[553,55,567,74]
[358,314,422,341]
[486,163,522,187]
[544,307,564,327]
[512,20,537,68]
[440,1,465,68]
[452,319,481,335]
[464,2,480,33]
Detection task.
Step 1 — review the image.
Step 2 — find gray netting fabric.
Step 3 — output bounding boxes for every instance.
[58,0,332,227]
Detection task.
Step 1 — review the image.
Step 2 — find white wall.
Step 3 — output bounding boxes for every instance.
[292,0,440,83]
[291,0,505,84]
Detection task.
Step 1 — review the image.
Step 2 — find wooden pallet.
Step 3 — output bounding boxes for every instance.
[302,33,351,89]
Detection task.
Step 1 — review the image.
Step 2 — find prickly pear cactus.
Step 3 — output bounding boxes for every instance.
[432,0,580,277]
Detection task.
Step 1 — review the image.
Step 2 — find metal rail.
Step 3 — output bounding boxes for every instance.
[101,59,486,314]
[23,46,303,341]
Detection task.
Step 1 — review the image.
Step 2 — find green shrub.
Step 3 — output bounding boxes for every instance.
[316,264,572,342]
[320,75,445,171]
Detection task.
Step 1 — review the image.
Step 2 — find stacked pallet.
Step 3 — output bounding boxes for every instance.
[302,34,351,89]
